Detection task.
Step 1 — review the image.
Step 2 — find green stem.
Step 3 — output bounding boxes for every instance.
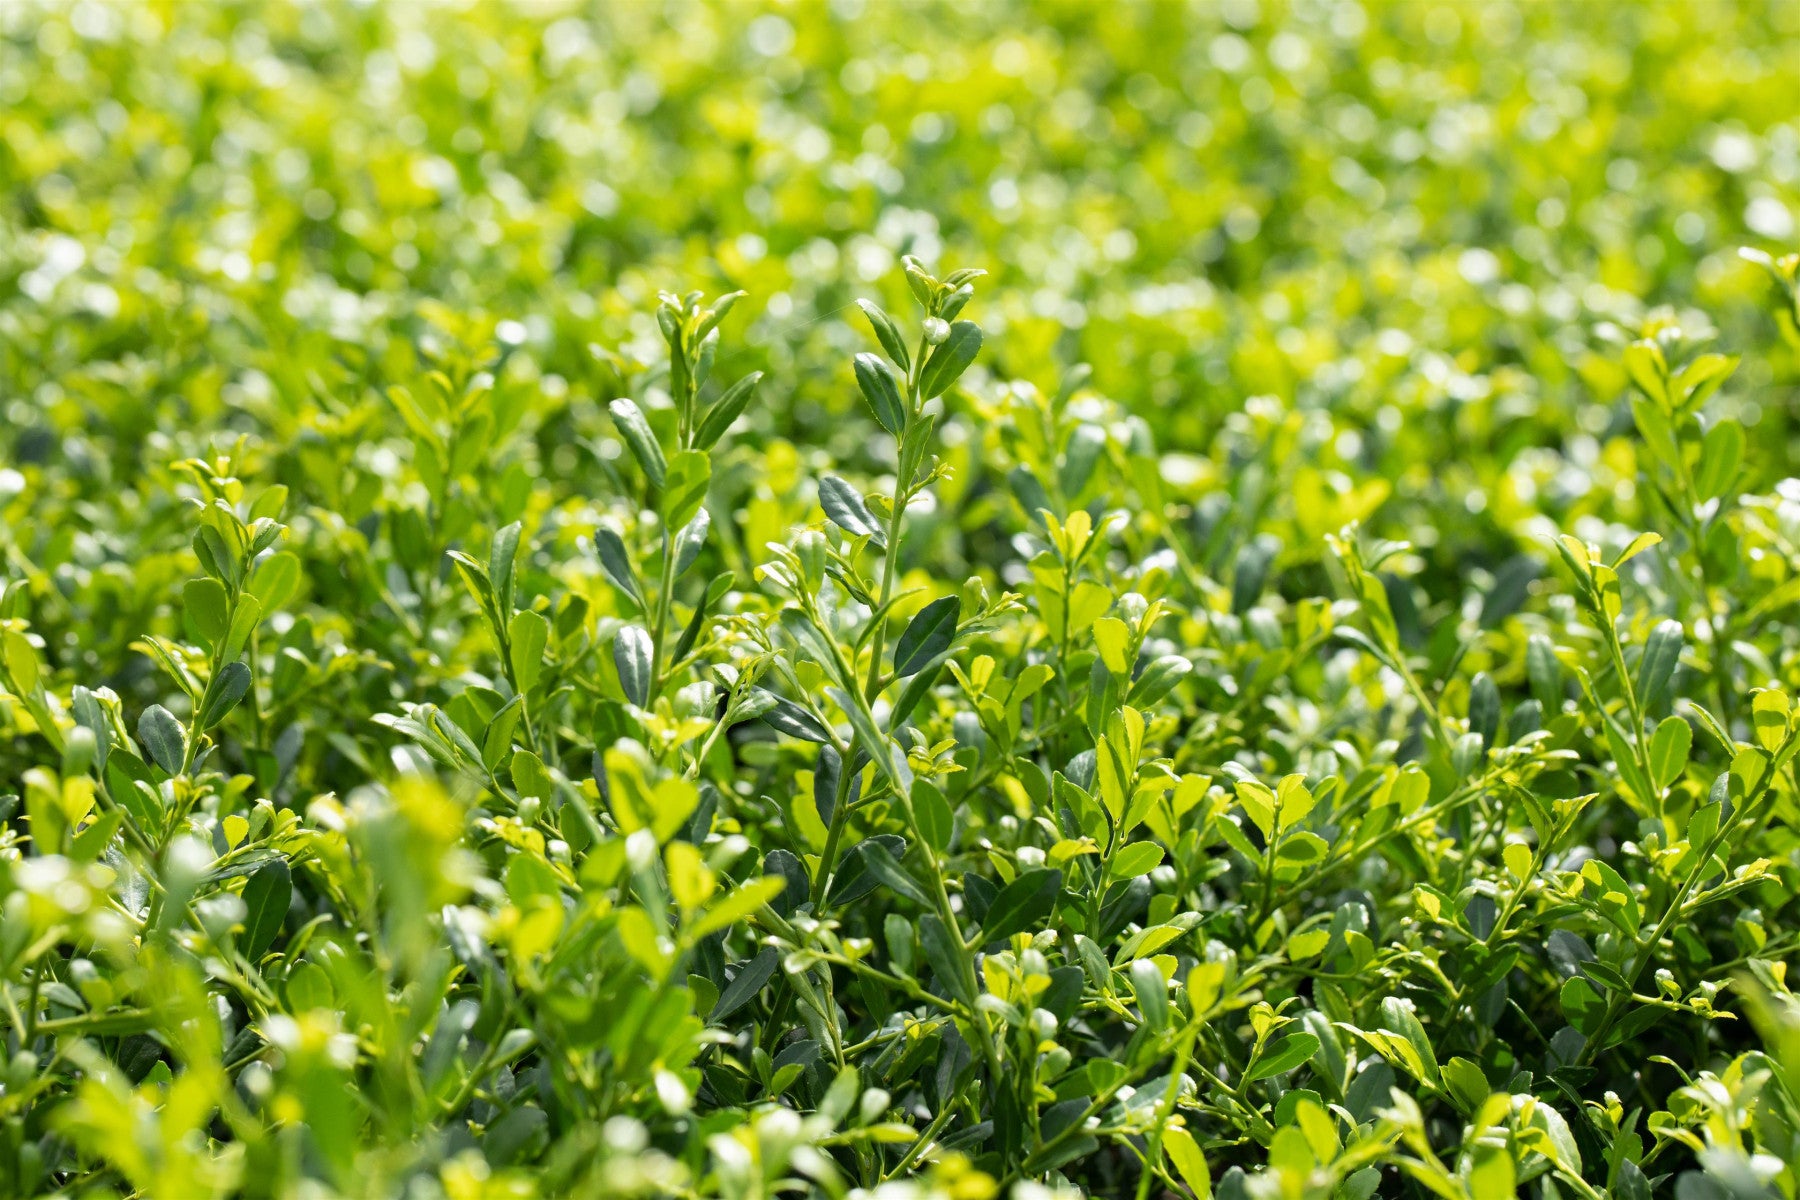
[1578,756,1774,1063]
[651,528,676,693]
[810,757,860,907]
[863,329,929,703]
[864,426,915,704]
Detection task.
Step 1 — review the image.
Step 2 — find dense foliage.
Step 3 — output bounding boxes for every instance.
[4,2,1800,1197]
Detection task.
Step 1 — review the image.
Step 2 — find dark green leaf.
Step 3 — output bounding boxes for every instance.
[759,692,833,743]
[893,596,958,677]
[239,859,291,959]
[709,947,782,1022]
[197,661,253,730]
[696,371,762,449]
[613,625,653,706]
[853,353,906,434]
[818,475,885,544]
[138,705,186,775]
[918,321,981,398]
[919,913,973,1006]
[593,527,645,608]
[979,867,1061,941]
[856,299,910,371]
[859,842,935,907]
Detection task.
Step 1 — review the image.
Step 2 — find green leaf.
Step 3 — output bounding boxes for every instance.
[1695,418,1744,501]
[1129,958,1168,1031]
[490,521,522,618]
[916,916,972,1013]
[509,609,549,696]
[1527,632,1564,712]
[70,809,122,863]
[673,509,710,578]
[1163,1126,1211,1200]
[593,527,645,609]
[758,691,833,743]
[1126,654,1192,707]
[1247,1032,1321,1081]
[511,749,553,800]
[889,659,946,728]
[1093,617,1131,674]
[853,352,906,434]
[1441,1056,1490,1114]
[1107,840,1164,880]
[1602,711,1654,811]
[183,578,230,646]
[1274,831,1329,870]
[893,596,958,678]
[1235,780,1276,840]
[239,859,291,960]
[247,551,302,612]
[673,572,730,670]
[449,551,497,615]
[859,842,935,907]
[695,370,762,449]
[1622,340,1668,404]
[856,299,910,371]
[1649,716,1691,790]
[818,475,885,543]
[614,625,653,707]
[137,705,186,775]
[827,834,907,906]
[221,593,263,661]
[1468,671,1499,747]
[609,398,667,486]
[709,947,782,1022]
[1467,1146,1515,1200]
[1379,997,1440,1086]
[1275,774,1316,832]
[1611,531,1662,568]
[1752,689,1789,753]
[918,320,982,398]
[1561,975,1604,1035]
[1503,841,1534,882]
[689,877,785,940]
[1059,424,1108,498]
[1630,394,1680,470]
[2,630,39,696]
[197,661,252,729]
[71,686,111,772]
[913,780,954,855]
[979,867,1061,942]
[661,450,712,533]
[1673,352,1738,409]
[194,526,240,587]
[1635,619,1683,713]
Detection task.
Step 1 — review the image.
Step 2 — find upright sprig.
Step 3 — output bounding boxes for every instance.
[756,260,1010,1102]
[1620,318,1743,723]
[595,290,760,766]
[849,258,986,702]
[142,457,295,785]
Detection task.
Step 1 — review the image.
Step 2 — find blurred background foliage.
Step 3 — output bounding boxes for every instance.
[4,0,1798,511]
[1,0,1794,734]
[3,0,1798,706]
